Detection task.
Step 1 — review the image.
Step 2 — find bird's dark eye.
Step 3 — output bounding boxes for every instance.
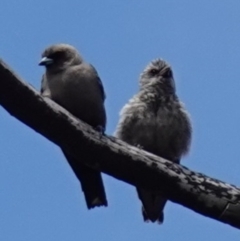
[150,69,159,76]
[49,51,65,60]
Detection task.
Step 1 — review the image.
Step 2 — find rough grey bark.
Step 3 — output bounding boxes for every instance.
[0,59,240,229]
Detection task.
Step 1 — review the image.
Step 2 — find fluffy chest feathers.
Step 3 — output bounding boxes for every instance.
[115,89,192,161]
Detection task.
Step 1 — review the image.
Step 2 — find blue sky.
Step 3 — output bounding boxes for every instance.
[1,1,240,240]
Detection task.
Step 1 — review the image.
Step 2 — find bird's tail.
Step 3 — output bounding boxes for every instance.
[63,150,108,209]
[137,188,167,223]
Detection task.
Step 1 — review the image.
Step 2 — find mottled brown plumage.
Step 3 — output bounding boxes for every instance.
[115,59,192,223]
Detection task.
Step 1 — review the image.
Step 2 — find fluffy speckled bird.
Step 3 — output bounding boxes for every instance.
[115,59,192,223]
[39,43,107,209]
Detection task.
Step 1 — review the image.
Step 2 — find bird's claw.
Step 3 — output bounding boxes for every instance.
[95,125,105,135]
[135,144,143,149]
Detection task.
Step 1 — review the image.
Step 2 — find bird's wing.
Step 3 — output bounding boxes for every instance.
[89,64,106,102]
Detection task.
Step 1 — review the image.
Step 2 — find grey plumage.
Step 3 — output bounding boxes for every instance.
[39,43,107,209]
[115,59,192,223]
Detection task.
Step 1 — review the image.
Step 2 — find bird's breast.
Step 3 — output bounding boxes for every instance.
[45,74,106,127]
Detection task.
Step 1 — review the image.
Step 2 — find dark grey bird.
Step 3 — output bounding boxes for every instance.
[115,59,192,223]
[39,43,107,209]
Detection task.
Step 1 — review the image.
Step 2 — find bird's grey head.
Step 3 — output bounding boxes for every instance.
[39,44,83,72]
[140,59,176,94]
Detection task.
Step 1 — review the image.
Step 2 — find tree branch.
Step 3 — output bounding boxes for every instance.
[0,59,240,229]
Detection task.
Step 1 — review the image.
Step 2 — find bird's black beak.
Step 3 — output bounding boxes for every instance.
[39,57,53,66]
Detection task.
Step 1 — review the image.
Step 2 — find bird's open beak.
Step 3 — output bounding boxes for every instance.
[39,57,53,66]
